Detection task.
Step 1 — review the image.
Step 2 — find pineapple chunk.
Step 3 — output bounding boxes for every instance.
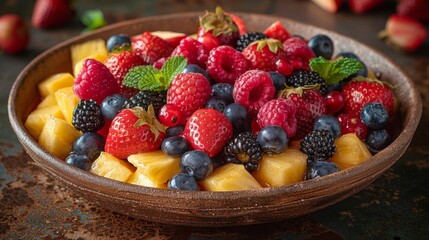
[73,52,108,77]
[329,133,372,170]
[127,150,180,185]
[91,152,135,182]
[54,86,80,125]
[38,116,81,159]
[252,148,307,187]
[25,105,64,140]
[200,163,262,191]
[37,94,57,109]
[127,169,167,189]
[38,73,75,98]
[71,39,108,68]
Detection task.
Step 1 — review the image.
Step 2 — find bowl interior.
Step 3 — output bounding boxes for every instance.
[8,12,422,226]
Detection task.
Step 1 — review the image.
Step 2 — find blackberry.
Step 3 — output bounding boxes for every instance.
[285,69,328,95]
[224,132,262,172]
[123,90,166,112]
[72,100,104,133]
[300,129,336,162]
[235,32,267,51]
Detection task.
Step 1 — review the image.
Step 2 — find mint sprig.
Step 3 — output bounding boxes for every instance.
[309,57,364,85]
[123,56,187,91]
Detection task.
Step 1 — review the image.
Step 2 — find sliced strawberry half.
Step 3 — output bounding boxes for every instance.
[381,14,428,52]
[348,0,386,14]
[311,0,342,13]
[263,21,291,42]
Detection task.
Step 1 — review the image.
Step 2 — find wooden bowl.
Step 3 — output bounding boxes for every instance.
[8,12,422,226]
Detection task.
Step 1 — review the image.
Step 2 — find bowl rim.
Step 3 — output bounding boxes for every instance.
[8,11,423,201]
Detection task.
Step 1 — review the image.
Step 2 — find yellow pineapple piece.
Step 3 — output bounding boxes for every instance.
[91,152,136,182]
[329,133,372,170]
[71,39,108,68]
[73,52,108,77]
[200,163,262,191]
[127,150,180,186]
[37,94,57,109]
[127,169,167,189]
[38,116,81,160]
[38,73,75,98]
[54,86,80,125]
[252,149,307,187]
[25,105,64,140]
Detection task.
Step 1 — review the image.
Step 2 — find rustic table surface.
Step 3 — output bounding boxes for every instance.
[1,0,428,239]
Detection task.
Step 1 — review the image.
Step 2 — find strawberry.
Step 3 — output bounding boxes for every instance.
[31,0,74,29]
[197,31,220,52]
[225,12,246,36]
[311,0,343,13]
[348,0,386,14]
[150,31,187,48]
[0,14,29,54]
[278,86,326,139]
[131,32,173,65]
[166,73,212,121]
[105,106,166,159]
[171,37,209,69]
[341,78,395,117]
[198,7,239,46]
[242,39,287,72]
[380,14,428,52]
[263,21,291,42]
[397,0,429,22]
[73,58,120,104]
[184,108,233,157]
[104,48,144,98]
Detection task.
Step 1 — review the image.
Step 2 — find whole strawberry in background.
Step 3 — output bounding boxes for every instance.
[198,6,239,47]
[32,0,75,29]
[242,39,290,73]
[397,0,429,22]
[0,14,29,54]
[105,105,166,160]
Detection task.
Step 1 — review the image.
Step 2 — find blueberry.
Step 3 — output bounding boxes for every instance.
[313,115,341,138]
[165,125,185,138]
[306,161,339,179]
[183,64,214,84]
[335,52,360,60]
[223,103,248,135]
[161,136,189,157]
[168,173,199,191]
[366,129,391,153]
[72,132,105,161]
[211,83,234,104]
[257,126,288,155]
[180,150,213,180]
[101,94,126,121]
[206,97,227,112]
[106,34,131,52]
[268,71,286,91]
[308,34,334,59]
[360,102,389,130]
[65,153,92,171]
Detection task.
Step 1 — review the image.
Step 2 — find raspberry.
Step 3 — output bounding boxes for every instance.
[232,70,276,116]
[283,37,316,69]
[171,37,209,69]
[73,59,120,104]
[166,73,211,120]
[206,46,249,84]
[257,98,297,138]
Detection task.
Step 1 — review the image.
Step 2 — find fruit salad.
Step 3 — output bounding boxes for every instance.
[25,7,399,191]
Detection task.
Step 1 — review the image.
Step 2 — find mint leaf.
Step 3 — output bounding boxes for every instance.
[161,56,187,86]
[310,57,364,85]
[123,66,164,91]
[81,10,107,32]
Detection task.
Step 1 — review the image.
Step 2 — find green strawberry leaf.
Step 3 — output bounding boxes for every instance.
[81,10,107,32]
[123,56,187,91]
[310,57,364,85]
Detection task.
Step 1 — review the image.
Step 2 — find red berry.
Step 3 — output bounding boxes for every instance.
[206,45,249,84]
[73,58,120,104]
[324,90,345,114]
[233,70,276,116]
[152,57,168,70]
[242,39,287,72]
[257,98,298,138]
[283,37,316,70]
[184,108,233,157]
[31,0,74,29]
[197,31,220,52]
[263,21,291,42]
[337,113,368,140]
[132,32,173,65]
[166,73,212,120]
[348,0,386,14]
[397,0,429,22]
[225,12,246,36]
[0,14,29,54]
[275,58,293,76]
[171,37,209,69]
[159,104,184,127]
